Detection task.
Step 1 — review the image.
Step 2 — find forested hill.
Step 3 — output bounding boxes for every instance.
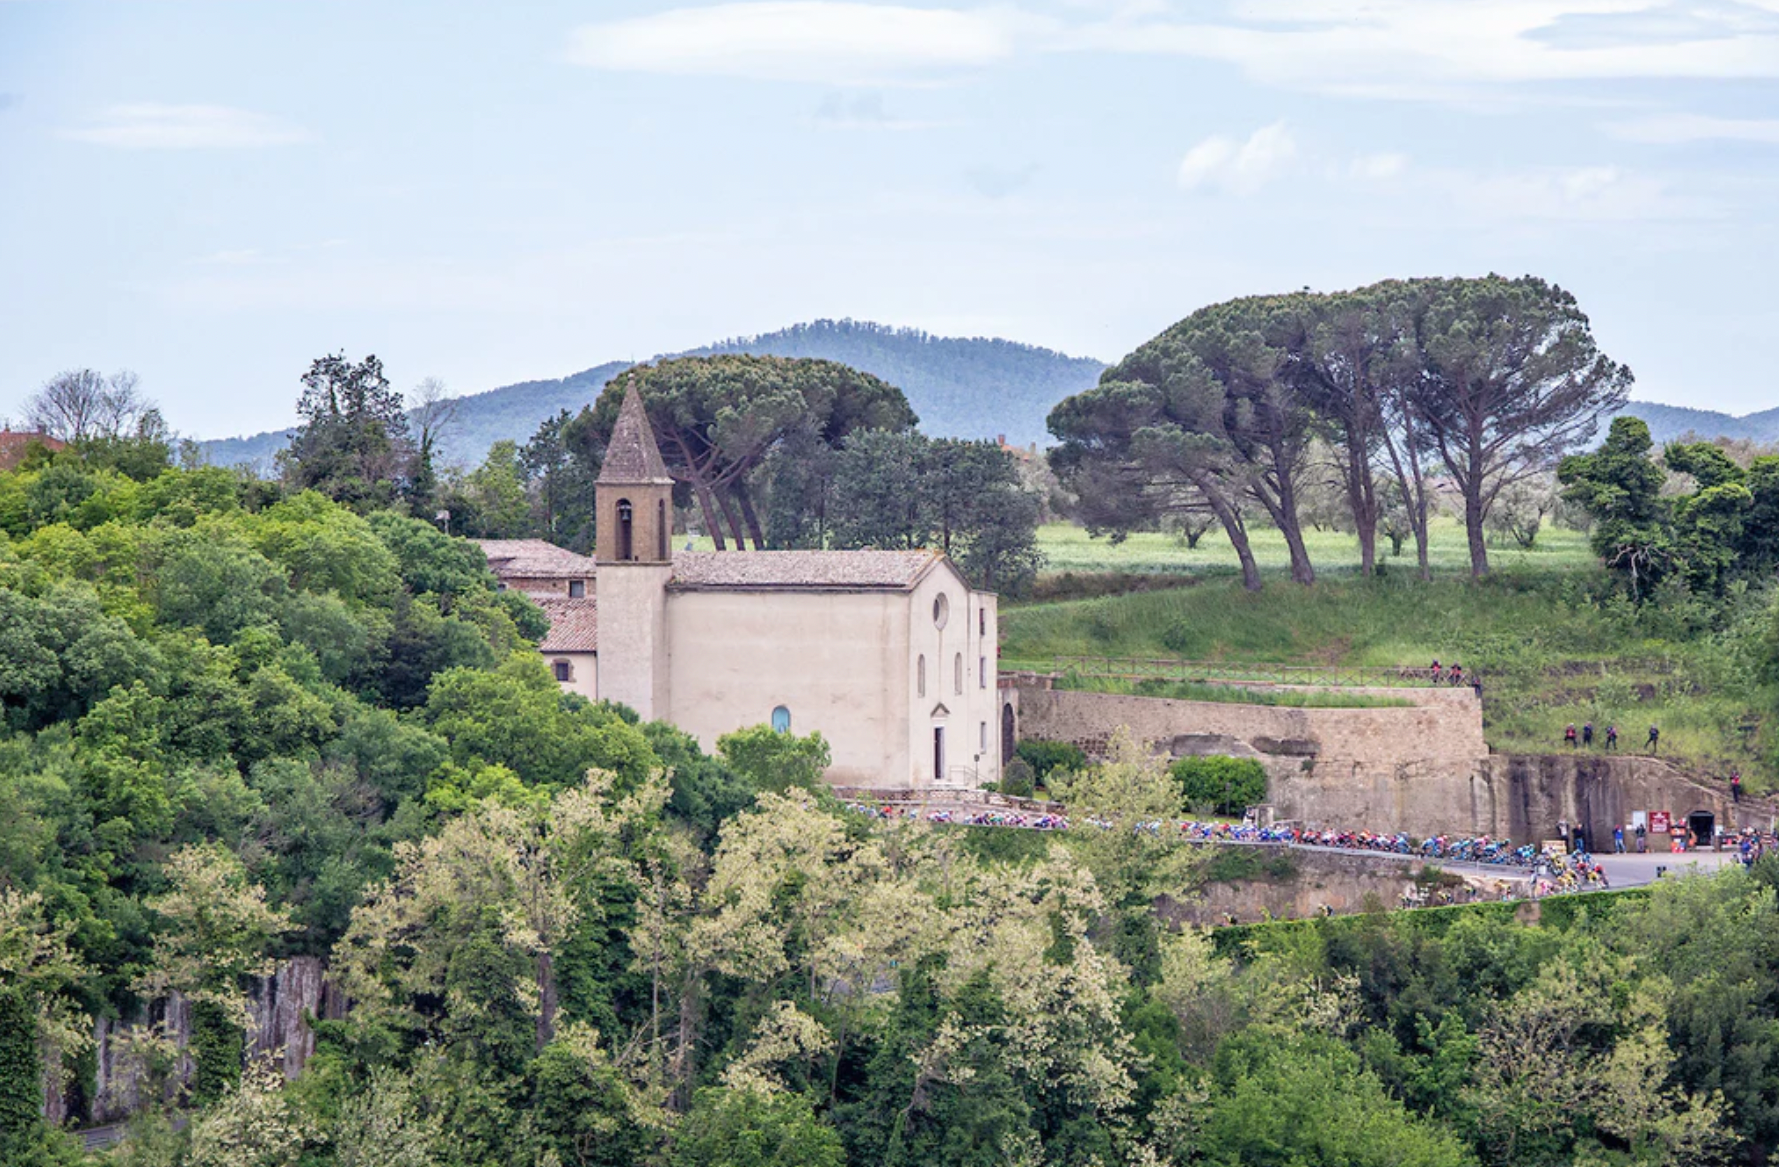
[677,320,1104,446]
[198,360,632,473]
[196,322,1104,470]
[1617,400,1779,445]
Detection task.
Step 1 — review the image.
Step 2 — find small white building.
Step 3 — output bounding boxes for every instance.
[475,384,1003,790]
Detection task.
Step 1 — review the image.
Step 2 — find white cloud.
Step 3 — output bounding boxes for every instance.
[1607,112,1779,142]
[567,2,1018,84]
[62,104,310,149]
[1349,152,1410,181]
[1072,0,1779,100]
[1177,122,1296,193]
[1442,163,1695,222]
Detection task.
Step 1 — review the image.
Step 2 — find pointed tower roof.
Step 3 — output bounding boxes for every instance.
[597,377,675,486]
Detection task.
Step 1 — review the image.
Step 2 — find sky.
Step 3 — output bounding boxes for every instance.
[1,0,1775,438]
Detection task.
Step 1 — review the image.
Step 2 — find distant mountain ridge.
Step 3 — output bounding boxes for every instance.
[196,320,1106,470]
[1616,401,1779,446]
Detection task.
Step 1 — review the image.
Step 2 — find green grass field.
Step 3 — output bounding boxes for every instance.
[1030,517,1597,580]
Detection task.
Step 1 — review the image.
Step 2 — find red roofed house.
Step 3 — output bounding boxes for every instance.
[475,382,1003,790]
[0,431,67,472]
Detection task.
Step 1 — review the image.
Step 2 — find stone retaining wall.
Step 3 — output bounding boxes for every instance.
[1010,682,1774,845]
[1014,685,1486,769]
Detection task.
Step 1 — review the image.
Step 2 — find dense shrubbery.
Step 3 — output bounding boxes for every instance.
[1170,756,1268,816]
[1014,738,1086,784]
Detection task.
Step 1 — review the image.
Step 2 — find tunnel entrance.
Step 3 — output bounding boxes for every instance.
[1687,810,1716,847]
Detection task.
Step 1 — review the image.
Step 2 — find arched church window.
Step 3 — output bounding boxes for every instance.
[771,705,791,733]
[617,499,634,561]
[954,653,963,694]
[917,654,926,697]
[933,593,949,629]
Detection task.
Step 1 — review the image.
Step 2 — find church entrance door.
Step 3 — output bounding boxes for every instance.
[934,726,946,784]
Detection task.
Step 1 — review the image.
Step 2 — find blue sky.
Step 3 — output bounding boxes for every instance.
[1,0,1775,438]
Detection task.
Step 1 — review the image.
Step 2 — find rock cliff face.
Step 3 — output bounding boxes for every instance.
[51,957,339,1126]
[1272,754,1768,846]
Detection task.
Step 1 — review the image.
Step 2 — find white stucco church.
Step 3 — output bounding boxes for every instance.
[477,383,1004,790]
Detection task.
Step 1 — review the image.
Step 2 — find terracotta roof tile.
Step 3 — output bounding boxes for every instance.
[0,431,66,472]
[474,539,598,579]
[535,596,599,652]
[669,549,941,590]
[596,380,675,486]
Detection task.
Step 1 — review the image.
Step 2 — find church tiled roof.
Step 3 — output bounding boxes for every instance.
[535,596,599,652]
[474,539,597,579]
[669,549,943,591]
[596,379,675,486]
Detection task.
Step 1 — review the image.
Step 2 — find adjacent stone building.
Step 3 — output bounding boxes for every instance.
[477,383,1002,789]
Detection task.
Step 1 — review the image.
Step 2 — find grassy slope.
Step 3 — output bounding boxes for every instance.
[1008,521,1773,785]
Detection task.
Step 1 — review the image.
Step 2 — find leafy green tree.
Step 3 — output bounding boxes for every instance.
[368,512,494,598]
[520,411,597,551]
[569,356,915,549]
[672,1087,846,1167]
[0,984,41,1164]
[448,439,534,539]
[829,429,926,551]
[424,655,656,790]
[137,843,295,1103]
[1199,1029,1477,1167]
[1559,417,1672,598]
[717,724,832,793]
[153,528,287,642]
[1013,739,1085,784]
[0,581,156,731]
[281,353,414,507]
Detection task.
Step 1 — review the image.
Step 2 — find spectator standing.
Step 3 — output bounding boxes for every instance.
[1731,770,1742,803]
[1613,825,1625,853]
[1582,723,1594,747]
[1605,724,1618,751]
[1449,663,1463,686]
[1635,821,1647,852]
[1646,725,1660,753]
[1564,724,1578,748]
[1430,660,1443,685]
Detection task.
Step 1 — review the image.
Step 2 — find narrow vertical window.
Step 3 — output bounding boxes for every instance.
[657,499,668,560]
[954,653,963,694]
[917,654,926,697]
[617,499,634,561]
[979,656,987,689]
[979,608,986,637]
[979,721,987,752]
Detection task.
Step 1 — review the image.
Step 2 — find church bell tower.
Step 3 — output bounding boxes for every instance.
[594,377,676,719]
